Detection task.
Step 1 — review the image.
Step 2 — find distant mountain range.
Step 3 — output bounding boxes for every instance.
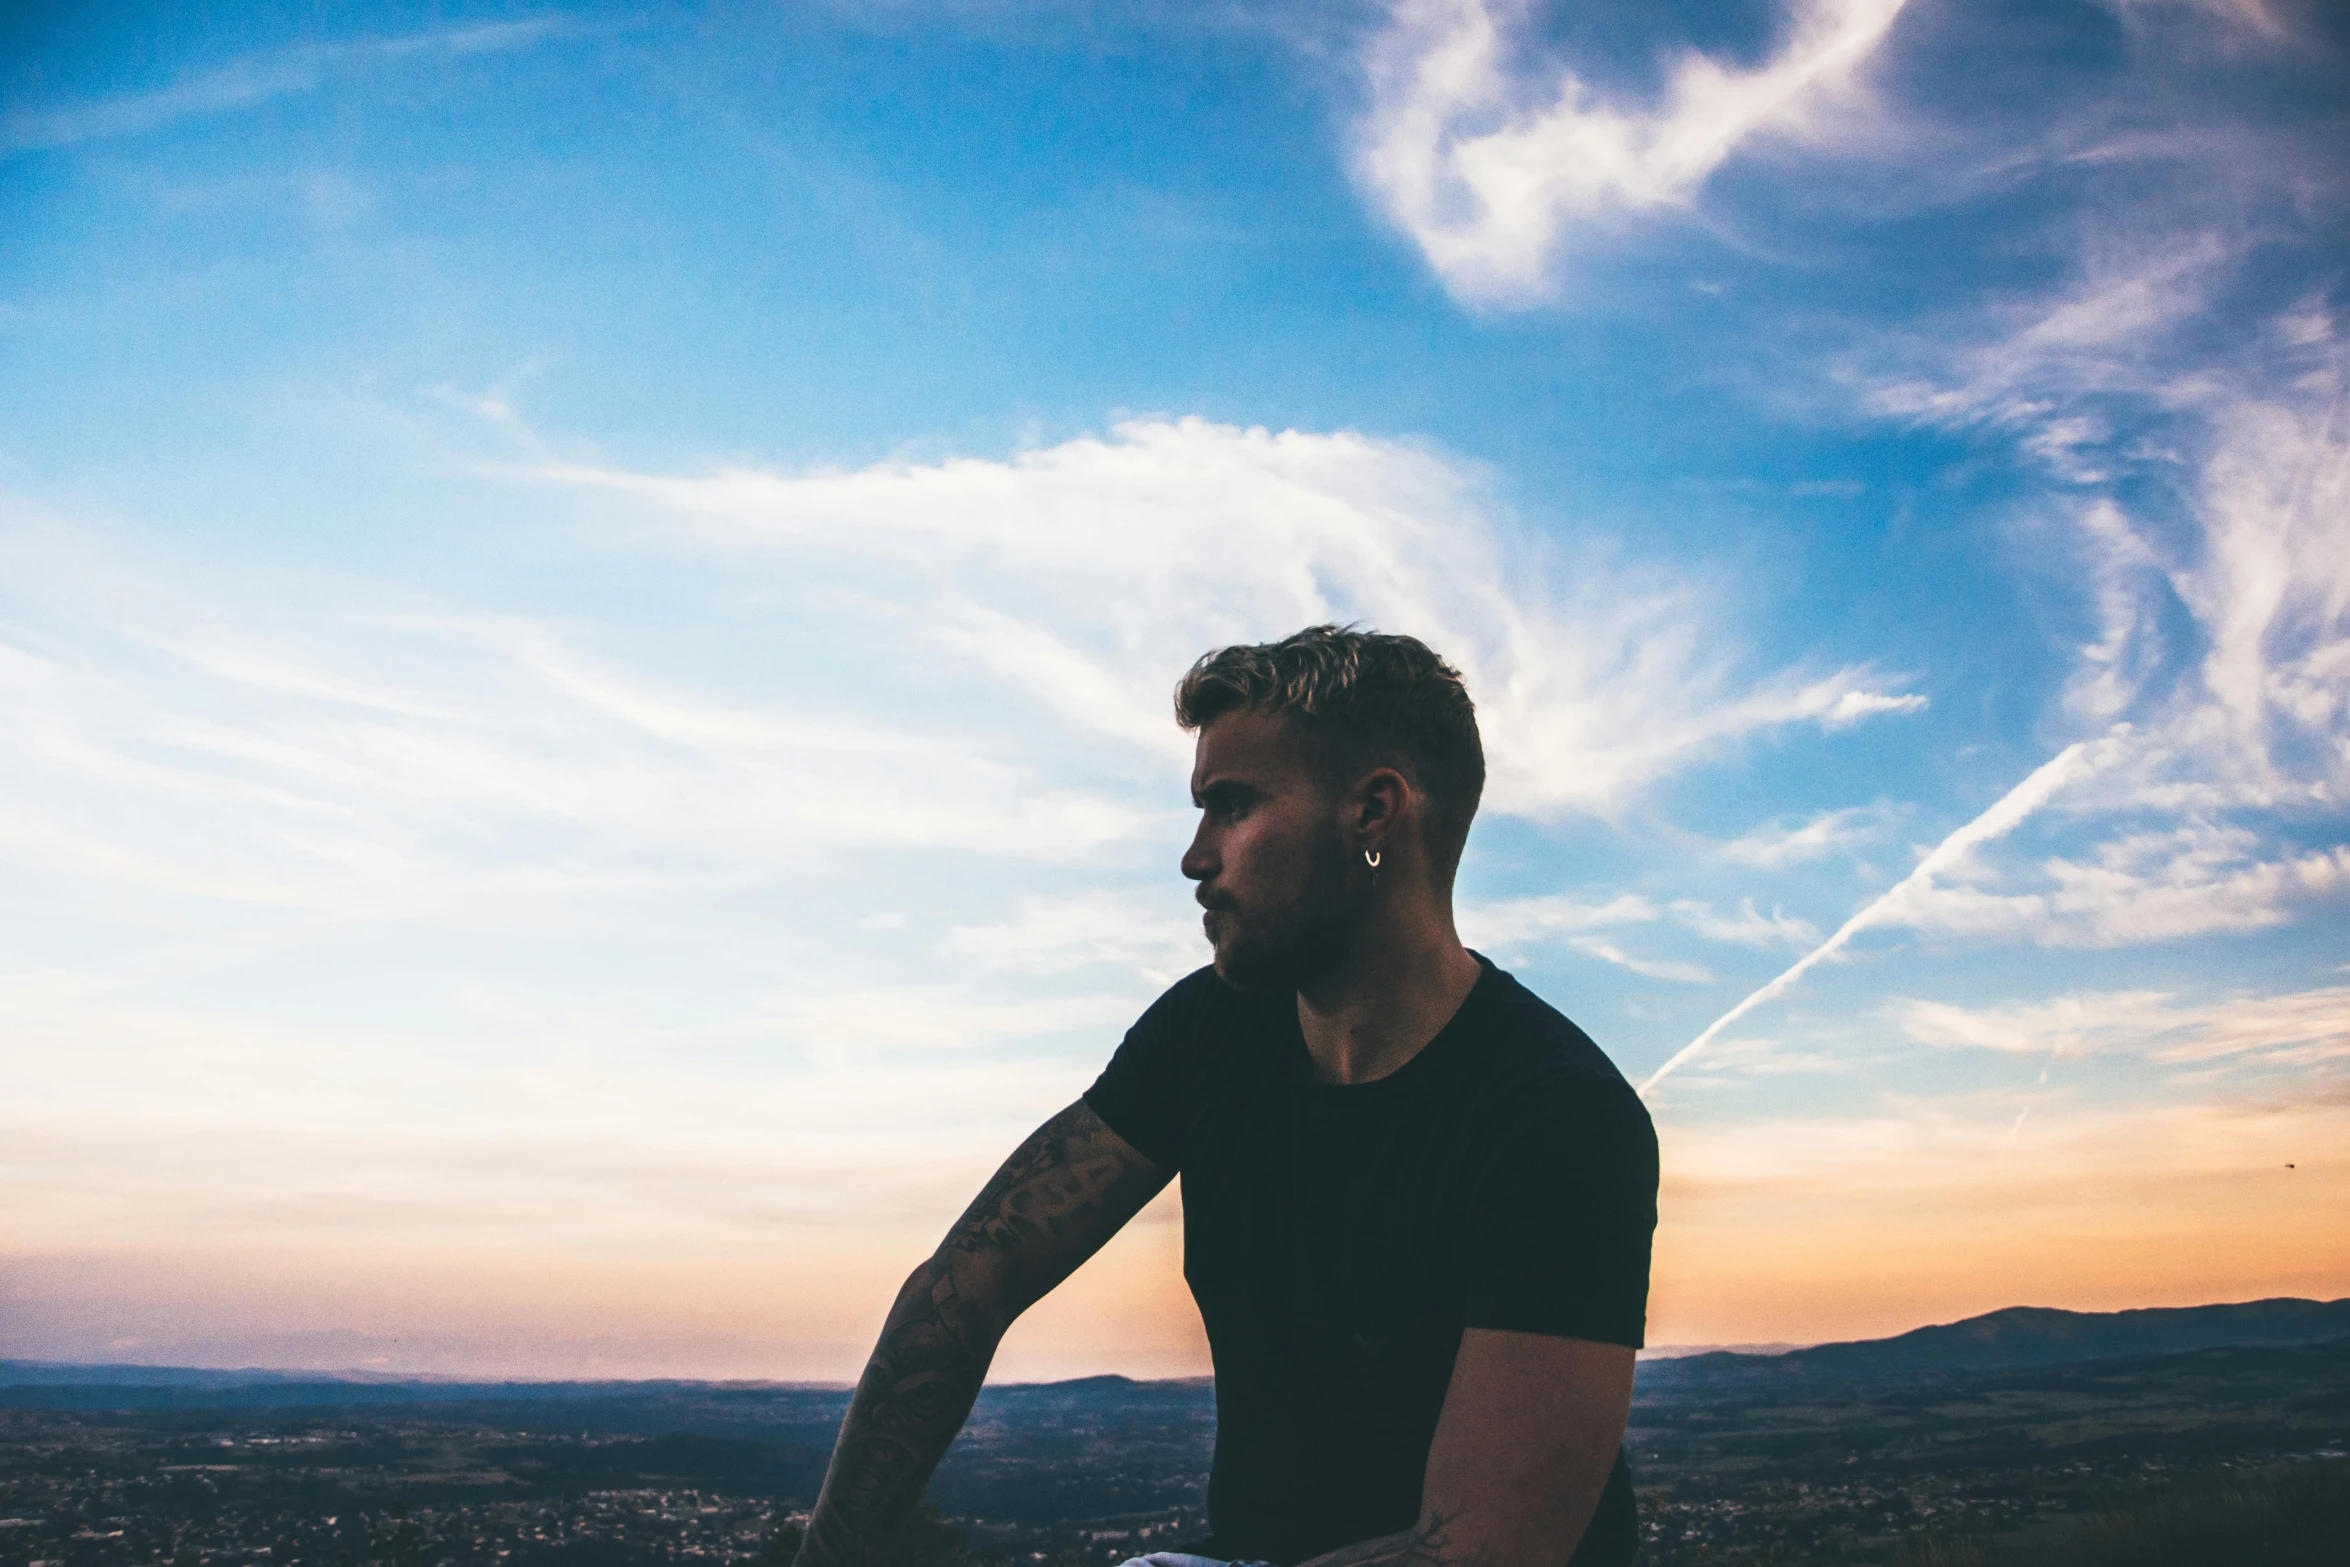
[1689,1295,2347,1373]
[0,1363,847,1413]
[5,1296,2346,1410]
[0,1362,813,1392]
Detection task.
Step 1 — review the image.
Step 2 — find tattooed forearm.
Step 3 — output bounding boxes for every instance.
[795,1261,989,1567]
[793,1102,1167,1567]
[1298,1512,1497,1567]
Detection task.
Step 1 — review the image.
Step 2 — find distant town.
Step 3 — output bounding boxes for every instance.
[4,1299,2345,1567]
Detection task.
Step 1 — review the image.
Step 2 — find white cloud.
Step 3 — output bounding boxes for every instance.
[1901,989,2180,1058]
[1905,822,2350,948]
[1859,236,2239,484]
[1672,898,1821,948]
[1719,804,1892,867]
[1652,284,2349,1083]
[1458,892,1654,946]
[1457,894,1714,980]
[2098,0,2294,45]
[944,889,1206,986]
[1353,0,1909,303]
[1861,241,2350,813]
[2060,499,2171,724]
[1665,1034,1853,1080]
[0,512,1176,925]
[539,416,1923,822]
[2159,367,2350,807]
[1822,688,1928,726]
[0,415,1946,935]
[1570,936,1714,985]
[1874,309,2350,942]
[1900,984,2350,1069]
[1645,735,2116,1091]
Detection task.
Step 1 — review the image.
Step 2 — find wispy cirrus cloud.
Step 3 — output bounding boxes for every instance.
[1568,937,1715,985]
[1458,892,1656,945]
[5,413,1925,939]
[1858,235,2241,485]
[538,416,1924,821]
[1460,893,1768,980]
[1671,899,1821,949]
[1900,984,2350,1069]
[1644,347,2340,1085]
[1867,295,2350,942]
[2,19,567,151]
[1652,318,2350,1082]
[0,517,1158,926]
[1352,0,1908,303]
[943,890,1206,986]
[2098,0,2297,45]
[1635,0,2349,1092]
[1657,1034,1862,1085]
[1905,823,2350,947]
[1719,804,1895,867]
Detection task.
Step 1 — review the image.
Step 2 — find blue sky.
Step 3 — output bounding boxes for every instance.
[2,0,2345,1379]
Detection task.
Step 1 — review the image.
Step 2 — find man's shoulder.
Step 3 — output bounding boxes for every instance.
[1088,966,1286,1168]
[1154,963,1226,1008]
[1467,962,1652,1134]
[1129,964,1287,1046]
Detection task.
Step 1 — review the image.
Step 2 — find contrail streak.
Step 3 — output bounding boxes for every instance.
[1638,733,2118,1097]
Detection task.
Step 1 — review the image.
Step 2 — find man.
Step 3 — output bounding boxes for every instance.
[794,626,1659,1567]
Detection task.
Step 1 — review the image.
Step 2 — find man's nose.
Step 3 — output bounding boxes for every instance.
[1180,827,1215,884]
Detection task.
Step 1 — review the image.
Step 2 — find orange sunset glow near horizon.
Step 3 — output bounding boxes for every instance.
[11,1097,2343,1382]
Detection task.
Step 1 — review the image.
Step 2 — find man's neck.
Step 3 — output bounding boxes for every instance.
[1295,910,1484,1086]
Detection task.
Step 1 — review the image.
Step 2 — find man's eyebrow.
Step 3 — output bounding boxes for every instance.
[1193,776,1253,805]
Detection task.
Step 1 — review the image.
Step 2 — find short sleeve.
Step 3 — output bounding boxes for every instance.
[1081,969,1213,1171]
[1460,1076,1659,1348]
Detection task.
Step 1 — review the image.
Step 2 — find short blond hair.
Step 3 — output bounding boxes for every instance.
[1174,625,1485,867]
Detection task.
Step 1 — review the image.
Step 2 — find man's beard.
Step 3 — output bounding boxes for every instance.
[1206,824,1361,992]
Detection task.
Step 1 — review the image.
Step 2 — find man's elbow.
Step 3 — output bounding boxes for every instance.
[902,1246,1019,1346]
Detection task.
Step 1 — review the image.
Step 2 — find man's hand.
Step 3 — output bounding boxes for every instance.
[1297,1330,1637,1567]
[795,1101,1170,1567]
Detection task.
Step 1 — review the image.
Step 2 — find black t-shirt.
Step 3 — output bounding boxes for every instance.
[1083,956,1658,1567]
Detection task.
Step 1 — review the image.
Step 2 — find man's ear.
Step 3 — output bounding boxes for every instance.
[1354,766,1411,851]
